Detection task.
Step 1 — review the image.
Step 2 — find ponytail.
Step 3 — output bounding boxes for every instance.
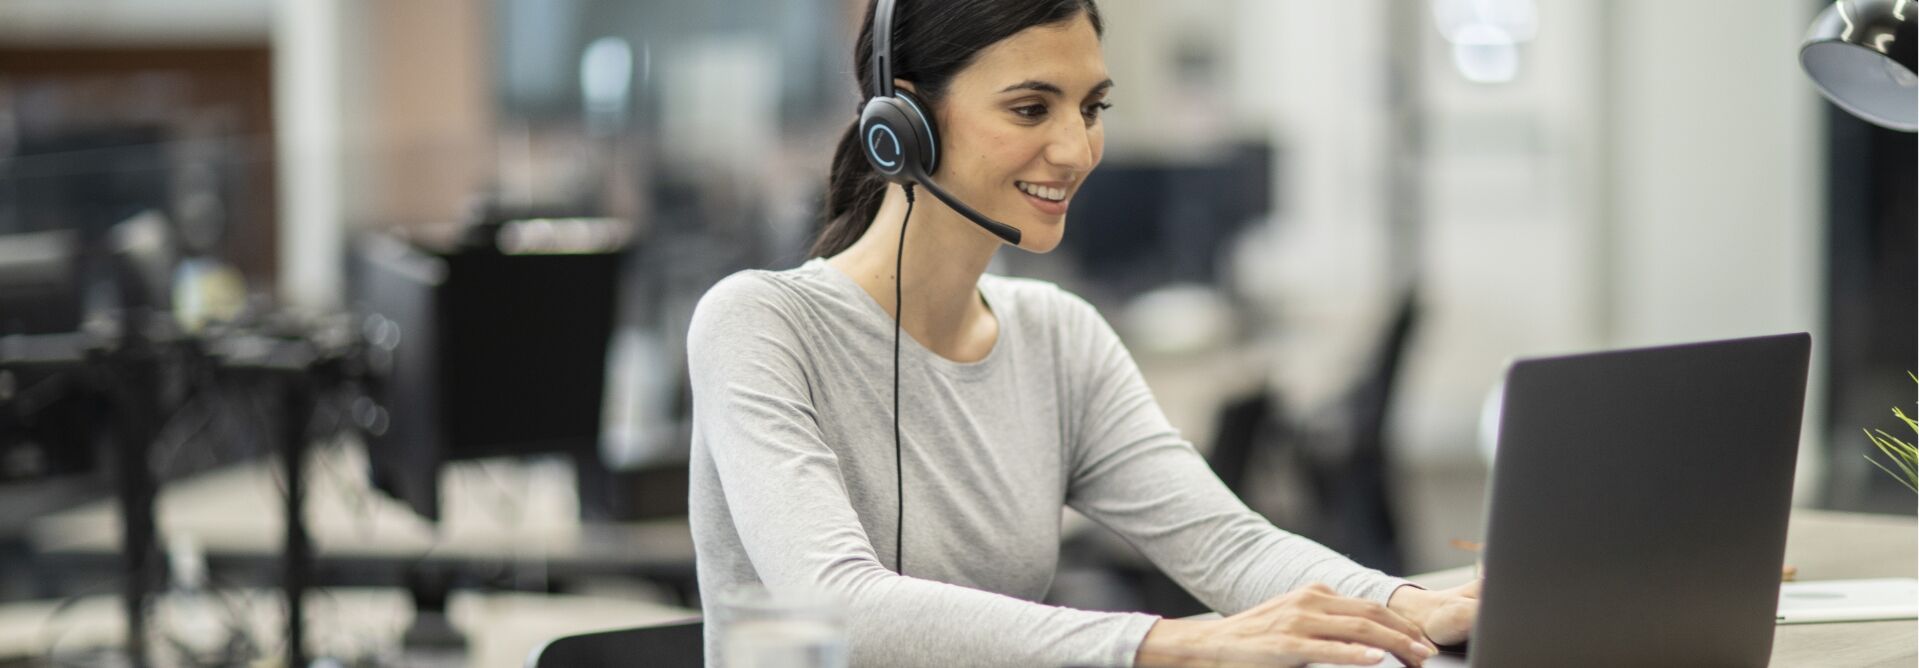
[811,120,889,258]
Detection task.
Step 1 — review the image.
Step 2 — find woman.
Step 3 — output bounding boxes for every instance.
[687,1,1479,665]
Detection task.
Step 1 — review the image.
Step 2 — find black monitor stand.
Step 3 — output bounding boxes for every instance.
[399,567,467,665]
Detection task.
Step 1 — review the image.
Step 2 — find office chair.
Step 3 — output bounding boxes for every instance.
[1207,389,1274,495]
[525,617,702,668]
[1308,287,1417,574]
[1207,287,1420,574]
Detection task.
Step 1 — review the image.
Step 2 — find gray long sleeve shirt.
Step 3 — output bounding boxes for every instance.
[687,258,1410,667]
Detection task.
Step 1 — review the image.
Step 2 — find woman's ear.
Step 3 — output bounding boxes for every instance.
[894,79,917,95]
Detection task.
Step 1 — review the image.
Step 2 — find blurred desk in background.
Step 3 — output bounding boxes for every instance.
[27,448,697,593]
[0,586,697,666]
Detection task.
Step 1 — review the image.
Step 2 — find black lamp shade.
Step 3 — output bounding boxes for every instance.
[1801,0,1917,131]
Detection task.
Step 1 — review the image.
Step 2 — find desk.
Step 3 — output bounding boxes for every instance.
[0,587,697,666]
[16,447,701,664]
[27,447,696,579]
[1402,509,1916,667]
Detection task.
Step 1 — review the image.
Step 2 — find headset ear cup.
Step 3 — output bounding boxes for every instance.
[894,90,940,176]
[859,98,921,183]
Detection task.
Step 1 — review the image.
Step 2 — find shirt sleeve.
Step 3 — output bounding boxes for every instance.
[687,274,1160,668]
[1056,289,1413,615]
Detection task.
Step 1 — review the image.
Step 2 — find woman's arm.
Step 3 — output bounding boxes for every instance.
[1056,290,1413,614]
[688,274,1158,667]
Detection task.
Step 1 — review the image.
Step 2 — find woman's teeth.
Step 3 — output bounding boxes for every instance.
[1017,181,1066,202]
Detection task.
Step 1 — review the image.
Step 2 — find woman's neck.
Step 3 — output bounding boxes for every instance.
[827,182,1003,361]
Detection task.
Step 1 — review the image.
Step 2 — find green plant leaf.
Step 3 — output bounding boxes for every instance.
[1865,428,1918,486]
[1865,455,1919,492]
[1860,372,1919,493]
[1867,456,1919,492]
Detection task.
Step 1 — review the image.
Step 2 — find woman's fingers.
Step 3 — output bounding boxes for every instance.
[1250,638,1387,667]
[1295,612,1436,666]
[1314,595,1437,653]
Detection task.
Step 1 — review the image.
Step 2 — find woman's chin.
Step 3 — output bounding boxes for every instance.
[1012,224,1065,254]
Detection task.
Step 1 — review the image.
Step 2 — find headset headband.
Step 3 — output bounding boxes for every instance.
[872,0,897,99]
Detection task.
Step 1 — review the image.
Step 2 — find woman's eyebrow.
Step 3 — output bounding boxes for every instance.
[998,78,1116,97]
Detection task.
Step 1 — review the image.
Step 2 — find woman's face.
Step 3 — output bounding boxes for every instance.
[923,13,1110,253]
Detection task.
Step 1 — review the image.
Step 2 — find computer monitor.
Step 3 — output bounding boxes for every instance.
[348,226,625,522]
[1056,142,1274,296]
[0,229,97,482]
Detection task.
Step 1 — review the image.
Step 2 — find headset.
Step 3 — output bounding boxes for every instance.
[857,0,1026,577]
[858,0,1023,246]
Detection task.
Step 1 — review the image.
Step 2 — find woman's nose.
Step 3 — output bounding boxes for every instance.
[1045,120,1095,171]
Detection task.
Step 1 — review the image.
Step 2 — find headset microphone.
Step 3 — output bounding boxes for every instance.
[908,174,1021,246]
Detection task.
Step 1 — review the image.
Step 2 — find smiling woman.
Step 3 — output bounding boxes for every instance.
[684,1,1478,666]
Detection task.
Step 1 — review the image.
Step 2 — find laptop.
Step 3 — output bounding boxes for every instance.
[1343,333,1810,668]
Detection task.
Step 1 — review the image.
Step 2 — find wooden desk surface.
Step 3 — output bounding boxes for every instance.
[1408,509,1917,667]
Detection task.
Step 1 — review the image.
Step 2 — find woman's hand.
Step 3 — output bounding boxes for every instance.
[1385,580,1481,647]
[1135,583,1441,667]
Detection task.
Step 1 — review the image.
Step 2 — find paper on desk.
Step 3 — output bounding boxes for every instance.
[1776,578,1919,625]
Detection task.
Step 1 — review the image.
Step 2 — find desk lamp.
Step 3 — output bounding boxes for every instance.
[1801,0,1917,131]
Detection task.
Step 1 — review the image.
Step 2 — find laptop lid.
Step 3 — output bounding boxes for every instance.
[1468,333,1810,667]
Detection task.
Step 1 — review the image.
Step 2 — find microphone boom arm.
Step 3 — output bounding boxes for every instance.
[912,175,1022,246]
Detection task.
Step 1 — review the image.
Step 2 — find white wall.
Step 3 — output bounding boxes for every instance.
[1608,1,1823,349]
[272,0,349,310]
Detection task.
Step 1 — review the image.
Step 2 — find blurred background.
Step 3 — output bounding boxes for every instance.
[0,0,1910,665]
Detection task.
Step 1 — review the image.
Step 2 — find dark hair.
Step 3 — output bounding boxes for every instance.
[810,0,1104,258]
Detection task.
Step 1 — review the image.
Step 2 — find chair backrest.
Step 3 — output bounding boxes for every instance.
[1340,286,1419,453]
[526,618,703,668]
[1206,389,1278,495]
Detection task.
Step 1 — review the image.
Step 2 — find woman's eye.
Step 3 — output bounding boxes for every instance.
[1013,104,1048,120]
[1083,101,1113,120]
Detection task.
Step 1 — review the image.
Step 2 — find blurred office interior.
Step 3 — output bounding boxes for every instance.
[0,0,1911,665]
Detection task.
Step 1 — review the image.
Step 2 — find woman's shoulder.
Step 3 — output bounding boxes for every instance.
[980,273,1109,336]
[695,260,836,316]
[695,266,791,310]
[689,261,843,345]
[690,269,781,328]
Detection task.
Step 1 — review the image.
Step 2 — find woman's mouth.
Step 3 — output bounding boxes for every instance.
[1015,180,1069,215]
